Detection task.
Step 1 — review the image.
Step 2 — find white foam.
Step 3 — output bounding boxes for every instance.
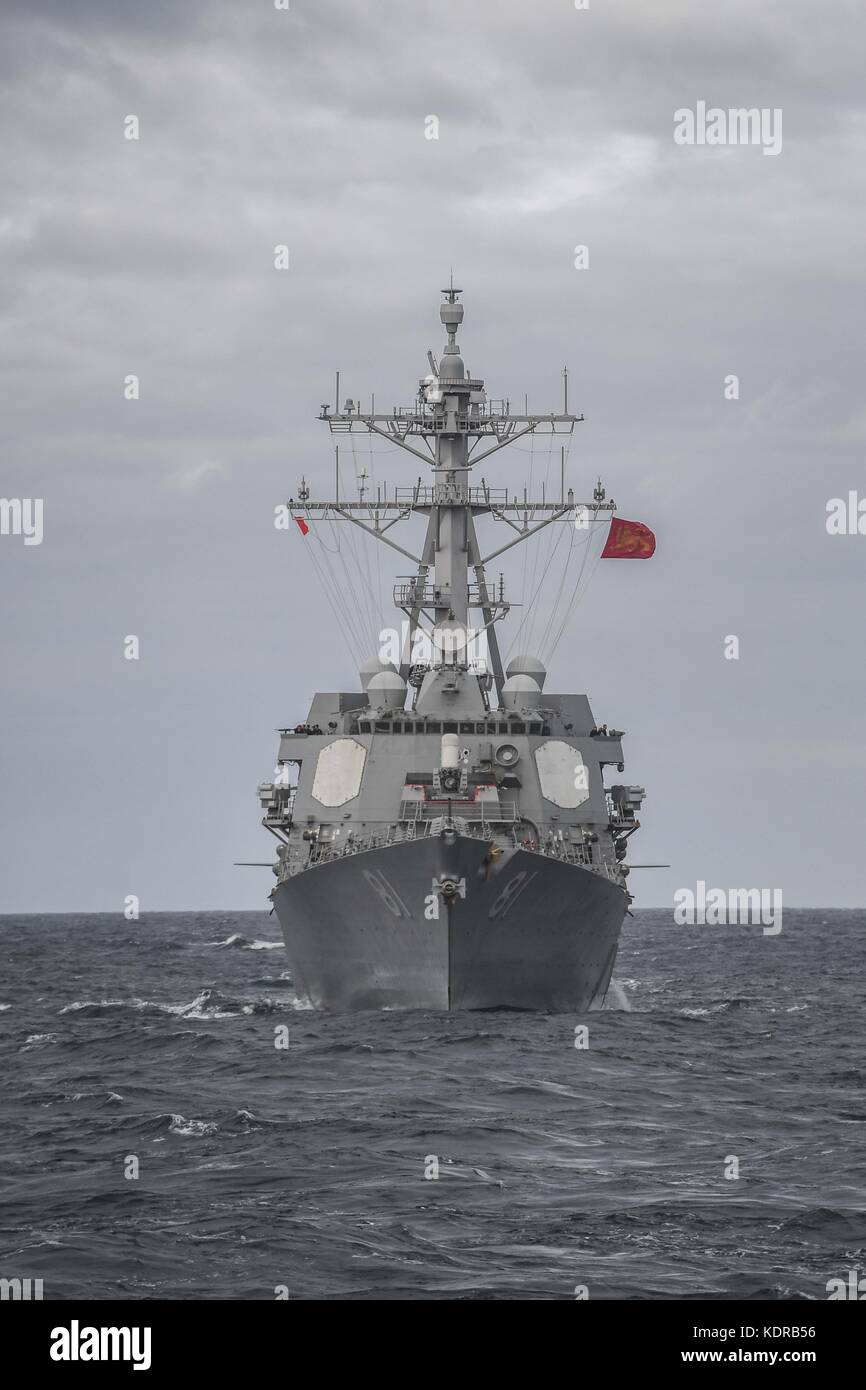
[166,990,239,1020]
[59,999,125,1013]
[60,992,241,1020]
[604,980,632,1012]
[168,1114,219,1138]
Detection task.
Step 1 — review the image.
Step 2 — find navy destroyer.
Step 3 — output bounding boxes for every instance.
[256,286,655,1010]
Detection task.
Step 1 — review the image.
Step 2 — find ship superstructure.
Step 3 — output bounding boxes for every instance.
[257,286,648,1010]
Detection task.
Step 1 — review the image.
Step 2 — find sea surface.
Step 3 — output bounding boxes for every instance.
[1,909,864,1300]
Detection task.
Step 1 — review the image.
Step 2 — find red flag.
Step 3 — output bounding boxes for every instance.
[293,516,309,536]
[601,516,655,559]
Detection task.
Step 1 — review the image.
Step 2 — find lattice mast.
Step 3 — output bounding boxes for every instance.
[293,284,615,701]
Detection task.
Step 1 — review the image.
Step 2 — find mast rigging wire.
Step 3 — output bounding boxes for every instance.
[543,519,607,663]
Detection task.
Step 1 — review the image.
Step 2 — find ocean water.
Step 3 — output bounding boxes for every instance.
[1,909,864,1300]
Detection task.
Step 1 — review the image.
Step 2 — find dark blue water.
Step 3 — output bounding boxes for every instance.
[1,909,864,1299]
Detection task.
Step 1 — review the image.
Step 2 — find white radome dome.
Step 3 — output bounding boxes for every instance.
[505,654,547,689]
[502,674,542,711]
[359,656,397,690]
[367,670,407,711]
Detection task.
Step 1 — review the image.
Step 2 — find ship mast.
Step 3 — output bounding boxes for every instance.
[296,285,615,704]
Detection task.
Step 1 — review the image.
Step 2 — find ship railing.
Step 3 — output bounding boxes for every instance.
[398,798,519,825]
[394,486,509,508]
[391,483,472,505]
[280,818,622,886]
[298,819,442,869]
[394,400,511,422]
[392,579,507,609]
[388,417,507,435]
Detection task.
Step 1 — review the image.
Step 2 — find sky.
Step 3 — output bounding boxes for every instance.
[1,0,864,911]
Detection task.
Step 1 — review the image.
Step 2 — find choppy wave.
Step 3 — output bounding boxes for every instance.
[168,1114,220,1138]
[4,907,864,1300]
[58,988,294,1021]
[206,934,283,951]
[678,998,752,1019]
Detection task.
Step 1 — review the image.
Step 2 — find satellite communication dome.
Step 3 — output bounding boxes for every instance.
[359,656,397,691]
[505,654,547,689]
[502,675,542,711]
[366,670,407,712]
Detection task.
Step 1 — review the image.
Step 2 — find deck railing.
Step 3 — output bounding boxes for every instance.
[278,819,622,886]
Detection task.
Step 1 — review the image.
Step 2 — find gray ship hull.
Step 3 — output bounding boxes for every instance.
[273,833,628,1011]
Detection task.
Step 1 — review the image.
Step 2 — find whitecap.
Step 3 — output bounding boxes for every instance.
[168,1114,219,1138]
[173,990,240,1020]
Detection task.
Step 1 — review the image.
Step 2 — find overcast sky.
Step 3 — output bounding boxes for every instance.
[2,0,864,911]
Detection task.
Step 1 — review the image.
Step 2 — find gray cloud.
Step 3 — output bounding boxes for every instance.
[1,0,864,909]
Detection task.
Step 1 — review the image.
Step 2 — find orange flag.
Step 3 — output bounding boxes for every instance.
[601,517,655,559]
